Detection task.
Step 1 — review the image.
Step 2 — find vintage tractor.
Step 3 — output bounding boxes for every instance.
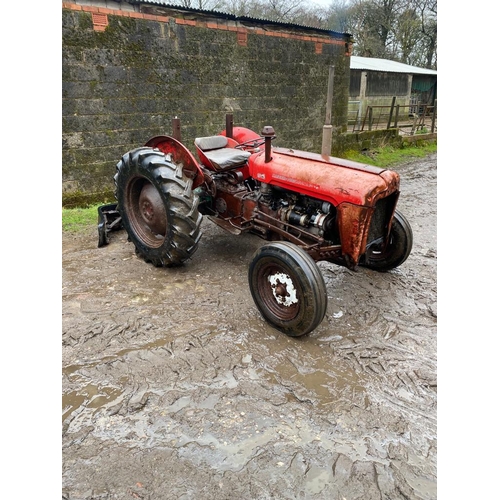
[98,116,412,337]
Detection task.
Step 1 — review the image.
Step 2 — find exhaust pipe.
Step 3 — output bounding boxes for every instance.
[261,125,275,163]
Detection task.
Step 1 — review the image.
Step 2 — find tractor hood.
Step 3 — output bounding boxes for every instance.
[249,147,400,207]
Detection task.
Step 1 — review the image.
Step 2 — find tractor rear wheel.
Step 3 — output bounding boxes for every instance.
[361,210,413,272]
[248,242,328,337]
[114,147,202,267]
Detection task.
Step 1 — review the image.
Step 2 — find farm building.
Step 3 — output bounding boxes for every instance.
[348,56,437,128]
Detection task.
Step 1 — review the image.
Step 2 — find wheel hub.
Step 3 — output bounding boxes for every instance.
[141,200,154,222]
[138,183,167,236]
[268,272,298,307]
[275,283,287,297]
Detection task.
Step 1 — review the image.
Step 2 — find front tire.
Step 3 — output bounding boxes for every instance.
[114,147,203,267]
[248,242,328,337]
[361,210,413,272]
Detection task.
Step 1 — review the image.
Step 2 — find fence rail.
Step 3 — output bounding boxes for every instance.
[348,99,437,135]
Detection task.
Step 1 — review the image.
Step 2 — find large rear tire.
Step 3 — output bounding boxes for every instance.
[361,210,413,272]
[248,242,328,337]
[114,147,203,267]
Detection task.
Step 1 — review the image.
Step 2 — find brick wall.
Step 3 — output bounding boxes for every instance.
[62,1,352,207]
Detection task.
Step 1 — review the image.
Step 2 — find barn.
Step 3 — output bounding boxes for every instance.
[349,56,437,129]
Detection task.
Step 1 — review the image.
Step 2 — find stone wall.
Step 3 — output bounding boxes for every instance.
[62,1,352,207]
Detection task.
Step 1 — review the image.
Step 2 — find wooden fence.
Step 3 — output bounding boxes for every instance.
[348,98,437,135]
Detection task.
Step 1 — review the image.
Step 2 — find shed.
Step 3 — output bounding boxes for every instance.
[348,56,437,124]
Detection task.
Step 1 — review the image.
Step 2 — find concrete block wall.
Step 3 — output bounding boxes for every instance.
[62,1,352,207]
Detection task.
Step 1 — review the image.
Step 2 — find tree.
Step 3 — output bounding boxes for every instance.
[344,0,406,58]
[209,0,437,69]
[418,0,437,68]
[324,0,352,33]
[395,7,421,63]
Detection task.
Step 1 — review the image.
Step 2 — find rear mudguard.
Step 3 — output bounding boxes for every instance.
[145,135,205,189]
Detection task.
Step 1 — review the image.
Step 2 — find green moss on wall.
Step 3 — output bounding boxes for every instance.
[62,188,116,209]
[62,8,353,207]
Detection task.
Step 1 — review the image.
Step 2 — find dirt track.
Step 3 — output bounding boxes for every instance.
[62,153,437,499]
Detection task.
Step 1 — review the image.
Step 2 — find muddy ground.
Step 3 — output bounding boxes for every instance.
[62,153,437,500]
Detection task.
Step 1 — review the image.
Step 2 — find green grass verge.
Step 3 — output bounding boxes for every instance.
[62,203,102,233]
[343,142,437,168]
[62,143,437,233]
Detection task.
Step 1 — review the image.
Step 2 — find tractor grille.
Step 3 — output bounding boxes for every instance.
[367,193,397,244]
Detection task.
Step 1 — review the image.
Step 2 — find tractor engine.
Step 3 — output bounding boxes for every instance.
[257,183,338,243]
[197,170,338,245]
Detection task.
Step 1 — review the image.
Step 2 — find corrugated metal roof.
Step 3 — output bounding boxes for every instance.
[130,0,348,36]
[350,56,437,75]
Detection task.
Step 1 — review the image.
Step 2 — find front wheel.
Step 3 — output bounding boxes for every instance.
[361,210,413,272]
[248,242,328,337]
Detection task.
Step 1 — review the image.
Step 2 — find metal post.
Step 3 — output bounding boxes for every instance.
[226,113,234,139]
[321,65,335,156]
[172,116,181,142]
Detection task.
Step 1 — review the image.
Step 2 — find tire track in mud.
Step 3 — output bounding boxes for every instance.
[62,154,437,500]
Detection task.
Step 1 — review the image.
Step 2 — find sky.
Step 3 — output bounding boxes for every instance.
[309,0,333,8]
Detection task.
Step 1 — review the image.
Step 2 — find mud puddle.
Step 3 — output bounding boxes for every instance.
[62,154,437,499]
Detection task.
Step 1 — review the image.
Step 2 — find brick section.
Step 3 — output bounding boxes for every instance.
[62,2,81,10]
[97,7,114,15]
[91,12,108,31]
[62,3,352,206]
[237,30,248,46]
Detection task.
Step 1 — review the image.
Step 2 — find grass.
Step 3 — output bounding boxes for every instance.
[62,142,437,233]
[343,142,437,168]
[62,203,102,233]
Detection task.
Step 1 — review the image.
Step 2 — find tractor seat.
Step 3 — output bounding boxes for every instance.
[195,135,251,171]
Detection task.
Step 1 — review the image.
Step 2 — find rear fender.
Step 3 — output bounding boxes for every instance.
[145,135,204,189]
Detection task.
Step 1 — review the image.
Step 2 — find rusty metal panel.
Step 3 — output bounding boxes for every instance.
[336,203,372,266]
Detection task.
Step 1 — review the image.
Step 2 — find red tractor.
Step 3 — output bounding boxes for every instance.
[99,116,412,337]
